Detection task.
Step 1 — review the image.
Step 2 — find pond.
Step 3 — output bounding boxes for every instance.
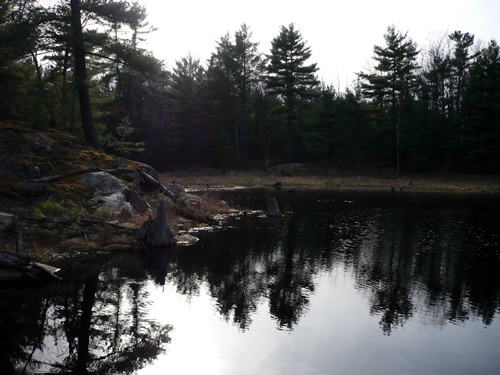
[1,188,500,374]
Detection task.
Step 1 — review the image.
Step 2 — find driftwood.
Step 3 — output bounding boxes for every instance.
[27,167,101,183]
[0,249,30,268]
[266,197,282,217]
[136,200,176,247]
[0,250,60,282]
[171,204,218,226]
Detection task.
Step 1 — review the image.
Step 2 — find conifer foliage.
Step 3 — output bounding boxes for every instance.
[1,3,498,173]
[267,24,319,161]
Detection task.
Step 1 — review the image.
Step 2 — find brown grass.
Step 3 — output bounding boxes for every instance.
[160,167,500,193]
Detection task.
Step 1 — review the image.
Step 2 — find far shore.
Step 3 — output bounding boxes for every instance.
[159,167,500,193]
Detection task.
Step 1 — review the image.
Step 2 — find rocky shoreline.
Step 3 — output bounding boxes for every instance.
[0,122,228,274]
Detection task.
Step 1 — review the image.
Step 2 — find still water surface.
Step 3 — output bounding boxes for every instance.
[1,188,499,374]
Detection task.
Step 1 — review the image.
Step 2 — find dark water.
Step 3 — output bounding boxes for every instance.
[1,188,500,375]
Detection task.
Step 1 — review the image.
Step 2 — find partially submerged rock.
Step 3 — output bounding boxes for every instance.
[174,234,199,246]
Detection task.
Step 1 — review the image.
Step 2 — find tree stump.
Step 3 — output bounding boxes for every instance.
[266,197,282,217]
[136,200,176,247]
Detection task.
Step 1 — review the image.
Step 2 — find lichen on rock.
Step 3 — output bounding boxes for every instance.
[80,171,149,216]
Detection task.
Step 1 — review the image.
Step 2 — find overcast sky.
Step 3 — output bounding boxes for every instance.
[139,0,500,90]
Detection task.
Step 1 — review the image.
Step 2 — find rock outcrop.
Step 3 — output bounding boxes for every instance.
[80,171,149,217]
[0,122,219,255]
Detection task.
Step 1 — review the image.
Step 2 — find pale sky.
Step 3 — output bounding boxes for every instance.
[139,0,500,90]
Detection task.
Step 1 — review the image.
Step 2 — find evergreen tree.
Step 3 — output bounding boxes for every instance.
[70,0,99,148]
[461,40,500,171]
[358,26,419,172]
[233,23,266,165]
[303,84,337,162]
[267,23,319,162]
[420,34,453,165]
[206,25,265,166]
[206,33,239,165]
[444,31,480,168]
[449,31,479,118]
[165,54,207,167]
[0,0,160,149]
[303,85,367,165]
[0,0,45,122]
[250,82,284,167]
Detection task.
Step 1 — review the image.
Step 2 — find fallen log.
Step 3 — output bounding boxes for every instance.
[137,170,217,225]
[24,263,61,282]
[0,249,30,268]
[0,250,60,282]
[137,170,187,206]
[27,167,101,183]
[26,167,136,184]
[171,204,218,226]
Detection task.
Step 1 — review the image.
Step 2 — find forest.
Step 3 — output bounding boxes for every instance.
[1,0,499,173]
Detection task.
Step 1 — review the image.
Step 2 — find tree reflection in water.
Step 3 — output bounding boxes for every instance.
[2,190,499,373]
[154,190,499,335]
[1,255,172,374]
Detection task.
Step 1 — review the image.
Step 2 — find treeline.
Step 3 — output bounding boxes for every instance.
[1,1,499,172]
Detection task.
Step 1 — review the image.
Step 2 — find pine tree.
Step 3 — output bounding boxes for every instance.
[206,25,265,166]
[461,40,500,171]
[70,0,99,148]
[0,0,47,123]
[166,53,207,166]
[267,23,319,161]
[358,26,419,172]
[1,0,160,150]
[233,24,265,165]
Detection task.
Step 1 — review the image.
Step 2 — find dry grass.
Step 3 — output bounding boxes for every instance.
[160,167,500,193]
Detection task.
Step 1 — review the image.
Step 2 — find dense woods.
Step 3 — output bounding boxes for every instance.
[1,0,499,173]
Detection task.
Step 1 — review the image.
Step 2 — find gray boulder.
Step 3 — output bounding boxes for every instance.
[175,234,199,246]
[80,171,148,217]
[22,132,55,155]
[184,193,203,208]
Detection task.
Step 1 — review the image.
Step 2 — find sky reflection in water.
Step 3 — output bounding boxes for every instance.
[2,188,499,374]
[138,188,500,375]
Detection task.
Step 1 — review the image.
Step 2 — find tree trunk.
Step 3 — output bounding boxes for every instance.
[76,275,98,375]
[59,47,70,130]
[70,0,100,149]
[235,121,241,166]
[136,200,176,247]
[266,197,282,217]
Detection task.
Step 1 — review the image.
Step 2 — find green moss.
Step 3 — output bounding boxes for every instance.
[31,200,85,222]
[94,207,116,221]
